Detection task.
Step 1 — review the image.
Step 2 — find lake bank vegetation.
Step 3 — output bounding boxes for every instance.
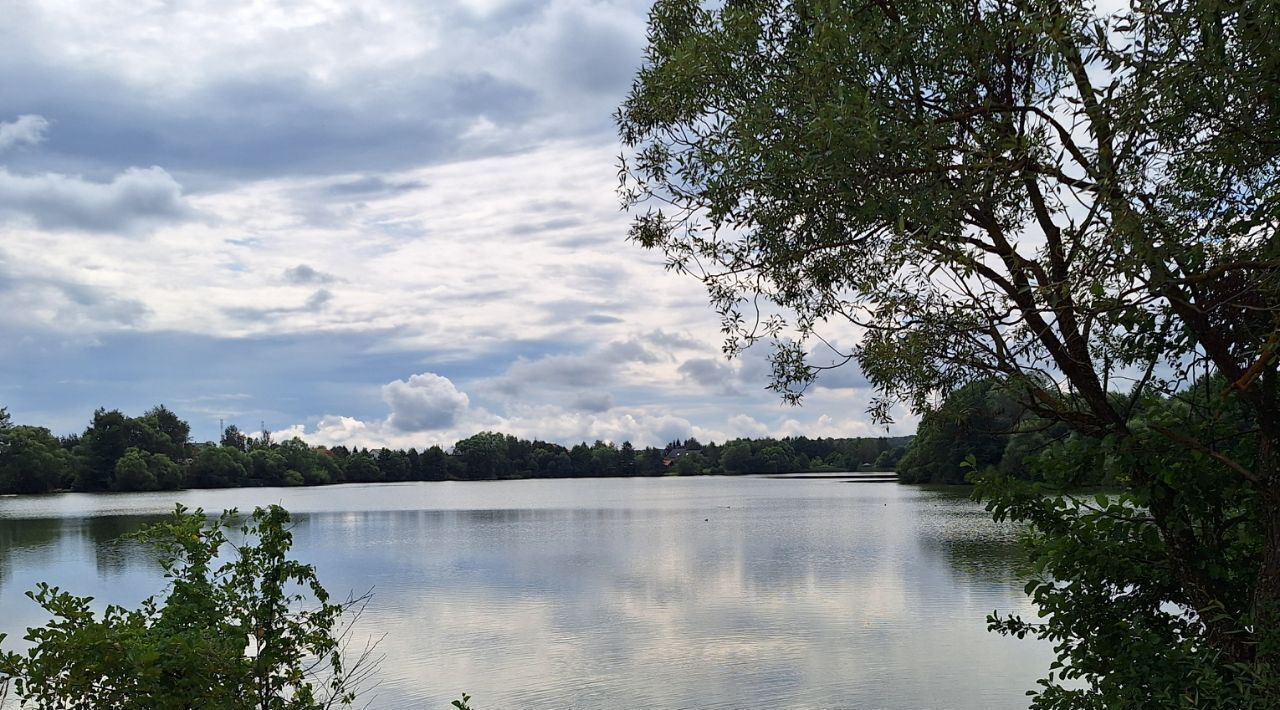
[0,504,382,709]
[897,375,1254,488]
[0,404,911,495]
[1,373,1246,495]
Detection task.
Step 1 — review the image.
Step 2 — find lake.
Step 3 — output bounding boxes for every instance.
[0,476,1052,709]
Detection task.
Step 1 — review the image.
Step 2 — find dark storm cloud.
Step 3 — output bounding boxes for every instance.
[432,287,525,304]
[524,199,579,214]
[675,346,782,397]
[811,361,871,389]
[672,342,868,397]
[552,232,619,249]
[600,338,661,364]
[500,354,613,392]
[543,6,645,95]
[538,297,629,326]
[647,329,705,351]
[805,341,870,389]
[304,289,333,310]
[52,280,151,325]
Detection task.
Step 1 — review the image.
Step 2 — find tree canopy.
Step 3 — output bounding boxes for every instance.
[619,0,1280,705]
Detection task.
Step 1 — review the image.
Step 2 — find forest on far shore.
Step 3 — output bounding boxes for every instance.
[0,404,912,494]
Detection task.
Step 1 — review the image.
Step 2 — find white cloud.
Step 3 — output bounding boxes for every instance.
[0,139,712,345]
[0,1,921,445]
[276,369,698,449]
[273,367,911,452]
[275,415,375,448]
[382,372,471,432]
[277,403,702,450]
[492,403,698,447]
[725,414,770,439]
[0,114,48,152]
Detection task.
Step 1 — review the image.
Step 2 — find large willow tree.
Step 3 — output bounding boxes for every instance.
[618,0,1280,705]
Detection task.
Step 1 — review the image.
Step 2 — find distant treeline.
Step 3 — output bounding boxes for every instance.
[0,405,911,494]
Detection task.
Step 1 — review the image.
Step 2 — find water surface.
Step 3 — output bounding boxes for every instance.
[0,477,1049,709]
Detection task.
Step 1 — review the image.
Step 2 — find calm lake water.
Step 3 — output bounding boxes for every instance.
[0,476,1052,709]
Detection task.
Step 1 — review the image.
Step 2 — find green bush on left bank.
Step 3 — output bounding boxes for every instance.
[0,504,373,709]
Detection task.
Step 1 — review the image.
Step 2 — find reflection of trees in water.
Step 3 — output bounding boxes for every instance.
[0,515,167,588]
[912,492,1028,585]
[0,517,65,554]
[79,516,160,578]
[0,517,65,589]
[929,536,1026,583]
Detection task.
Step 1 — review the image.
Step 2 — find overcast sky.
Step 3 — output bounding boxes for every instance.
[0,0,914,448]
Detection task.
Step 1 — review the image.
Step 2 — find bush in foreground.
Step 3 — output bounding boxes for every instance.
[0,505,378,709]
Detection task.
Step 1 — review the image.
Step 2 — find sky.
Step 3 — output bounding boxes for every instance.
[0,0,914,449]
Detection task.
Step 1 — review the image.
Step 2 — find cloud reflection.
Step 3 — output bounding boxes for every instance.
[0,481,1049,709]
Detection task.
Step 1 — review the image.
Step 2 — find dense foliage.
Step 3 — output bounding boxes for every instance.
[0,505,375,709]
[0,404,909,494]
[895,375,1260,491]
[618,0,1280,705]
[0,405,191,495]
[896,379,1029,484]
[0,409,75,495]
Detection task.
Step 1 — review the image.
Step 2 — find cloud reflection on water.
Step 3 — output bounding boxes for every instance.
[0,479,1050,709]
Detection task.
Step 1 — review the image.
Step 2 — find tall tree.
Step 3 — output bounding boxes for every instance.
[619,0,1280,705]
[421,445,449,481]
[76,409,136,491]
[454,432,511,479]
[619,441,638,477]
[140,405,191,459]
[221,425,249,452]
